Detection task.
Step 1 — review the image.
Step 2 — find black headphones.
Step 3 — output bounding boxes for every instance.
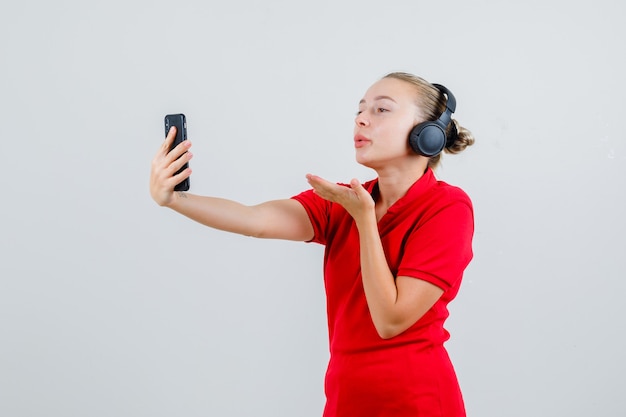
[408,84,457,157]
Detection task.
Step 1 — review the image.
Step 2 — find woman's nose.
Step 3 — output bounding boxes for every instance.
[355,112,369,127]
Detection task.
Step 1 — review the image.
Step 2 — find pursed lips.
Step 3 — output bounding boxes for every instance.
[354,134,371,148]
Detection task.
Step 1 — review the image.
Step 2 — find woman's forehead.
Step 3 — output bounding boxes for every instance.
[361,77,416,103]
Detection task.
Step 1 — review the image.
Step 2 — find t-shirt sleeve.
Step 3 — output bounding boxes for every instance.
[291,189,331,245]
[397,197,474,291]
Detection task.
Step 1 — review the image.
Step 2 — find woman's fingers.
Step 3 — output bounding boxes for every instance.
[162,126,177,152]
[150,127,193,206]
[155,130,192,177]
[166,140,192,166]
[169,165,192,187]
[306,175,375,221]
[160,126,192,163]
[306,174,341,200]
[307,174,357,205]
[350,178,371,199]
[167,151,193,177]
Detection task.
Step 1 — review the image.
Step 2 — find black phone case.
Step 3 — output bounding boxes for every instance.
[164,113,190,191]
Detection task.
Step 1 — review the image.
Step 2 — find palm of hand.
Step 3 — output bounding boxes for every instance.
[306,174,375,221]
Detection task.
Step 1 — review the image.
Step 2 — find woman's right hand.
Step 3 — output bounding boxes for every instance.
[149,126,193,207]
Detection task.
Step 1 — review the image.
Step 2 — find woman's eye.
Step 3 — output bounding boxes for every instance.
[355,107,388,116]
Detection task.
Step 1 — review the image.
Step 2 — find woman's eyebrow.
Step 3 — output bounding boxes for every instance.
[359,95,397,104]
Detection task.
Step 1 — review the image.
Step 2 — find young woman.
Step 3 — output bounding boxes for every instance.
[150,72,475,417]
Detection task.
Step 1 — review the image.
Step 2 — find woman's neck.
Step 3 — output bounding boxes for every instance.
[374,159,429,219]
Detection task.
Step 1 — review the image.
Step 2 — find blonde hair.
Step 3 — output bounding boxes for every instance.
[383,72,475,168]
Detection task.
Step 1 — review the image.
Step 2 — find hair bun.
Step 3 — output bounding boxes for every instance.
[445,120,474,154]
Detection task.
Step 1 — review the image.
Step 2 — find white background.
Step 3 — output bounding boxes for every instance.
[1,1,625,416]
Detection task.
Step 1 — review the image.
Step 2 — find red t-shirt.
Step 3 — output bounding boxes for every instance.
[292,168,474,417]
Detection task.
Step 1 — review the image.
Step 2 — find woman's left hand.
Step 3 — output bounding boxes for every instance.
[306,174,375,223]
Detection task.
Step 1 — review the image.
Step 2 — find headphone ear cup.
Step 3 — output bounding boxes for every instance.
[409,122,446,157]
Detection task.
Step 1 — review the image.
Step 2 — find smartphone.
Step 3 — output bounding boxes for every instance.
[164,113,190,191]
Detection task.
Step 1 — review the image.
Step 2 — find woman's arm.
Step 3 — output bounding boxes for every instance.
[166,193,314,241]
[355,215,443,338]
[150,127,314,241]
[306,174,443,339]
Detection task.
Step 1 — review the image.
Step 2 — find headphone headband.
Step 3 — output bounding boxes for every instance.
[432,84,456,113]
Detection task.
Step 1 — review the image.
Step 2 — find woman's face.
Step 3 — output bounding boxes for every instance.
[354,77,424,169]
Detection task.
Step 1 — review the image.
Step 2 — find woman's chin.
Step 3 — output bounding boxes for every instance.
[355,156,380,171]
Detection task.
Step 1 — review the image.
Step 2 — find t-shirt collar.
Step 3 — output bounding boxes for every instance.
[365,168,437,217]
